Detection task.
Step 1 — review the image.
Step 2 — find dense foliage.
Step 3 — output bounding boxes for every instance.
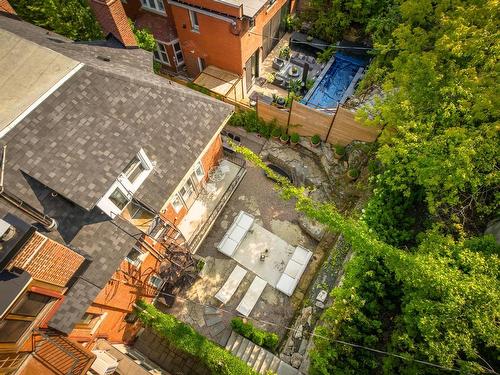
[291,1,500,373]
[129,20,156,52]
[231,318,279,352]
[234,146,499,374]
[12,0,103,41]
[136,301,257,375]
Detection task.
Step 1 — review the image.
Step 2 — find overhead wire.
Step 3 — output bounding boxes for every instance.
[139,288,497,375]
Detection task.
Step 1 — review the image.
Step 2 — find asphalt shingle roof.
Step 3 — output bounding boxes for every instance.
[0,14,233,334]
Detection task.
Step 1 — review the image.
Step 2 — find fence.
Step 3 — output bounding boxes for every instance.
[256,99,381,146]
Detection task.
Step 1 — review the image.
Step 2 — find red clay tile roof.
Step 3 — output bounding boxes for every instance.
[135,10,178,43]
[10,233,85,287]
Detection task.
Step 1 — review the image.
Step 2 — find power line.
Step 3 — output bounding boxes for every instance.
[146,289,496,375]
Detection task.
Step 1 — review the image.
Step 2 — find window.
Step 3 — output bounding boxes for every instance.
[77,313,99,326]
[171,195,184,213]
[140,0,165,13]
[268,0,276,7]
[173,42,184,65]
[189,10,199,32]
[0,292,54,345]
[123,156,146,184]
[198,57,206,72]
[149,274,163,289]
[179,179,195,202]
[0,320,32,343]
[97,148,153,218]
[109,188,129,210]
[194,161,204,181]
[11,293,51,317]
[125,247,147,267]
[248,17,255,29]
[153,42,170,65]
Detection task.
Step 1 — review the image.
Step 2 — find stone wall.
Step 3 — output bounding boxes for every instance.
[134,327,210,375]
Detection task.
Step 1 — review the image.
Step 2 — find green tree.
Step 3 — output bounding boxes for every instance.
[12,0,103,41]
[129,20,156,52]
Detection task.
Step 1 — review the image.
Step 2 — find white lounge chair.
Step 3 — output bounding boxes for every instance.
[217,211,255,257]
[215,265,247,304]
[276,246,313,296]
[236,276,267,317]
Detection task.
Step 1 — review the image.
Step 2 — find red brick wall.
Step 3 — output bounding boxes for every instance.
[0,0,16,14]
[161,134,223,224]
[170,5,243,77]
[88,0,137,47]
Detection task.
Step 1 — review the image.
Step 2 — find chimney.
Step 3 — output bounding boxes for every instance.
[87,0,137,48]
[0,0,16,15]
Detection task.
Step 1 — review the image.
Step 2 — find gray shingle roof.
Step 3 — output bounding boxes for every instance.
[0,14,233,334]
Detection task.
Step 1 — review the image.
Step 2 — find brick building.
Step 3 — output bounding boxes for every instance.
[89,0,295,96]
[0,9,237,374]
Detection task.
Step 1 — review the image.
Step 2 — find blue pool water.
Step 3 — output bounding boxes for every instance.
[302,52,367,110]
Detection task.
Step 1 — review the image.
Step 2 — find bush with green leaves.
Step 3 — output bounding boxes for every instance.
[12,0,103,41]
[129,20,155,52]
[280,133,290,142]
[231,318,279,352]
[136,301,257,375]
[290,133,300,143]
[271,127,283,138]
[228,111,278,139]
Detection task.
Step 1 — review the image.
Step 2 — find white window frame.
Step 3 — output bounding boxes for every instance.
[97,149,154,218]
[153,41,170,66]
[171,194,184,213]
[189,10,200,32]
[149,274,163,289]
[197,57,206,73]
[140,0,166,14]
[194,161,204,181]
[125,246,148,267]
[173,41,184,66]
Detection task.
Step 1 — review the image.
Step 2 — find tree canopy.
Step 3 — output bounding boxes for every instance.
[11,0,103,41]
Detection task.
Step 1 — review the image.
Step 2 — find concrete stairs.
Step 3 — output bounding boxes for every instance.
[225,332,299,375]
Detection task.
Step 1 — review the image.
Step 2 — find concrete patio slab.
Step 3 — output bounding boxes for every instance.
[232,223,295,288]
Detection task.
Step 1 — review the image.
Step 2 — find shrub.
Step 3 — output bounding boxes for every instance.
[280,133,290,142]
[227,111,278,139]
[311,134,321,145]
[231,318,279,352]
[129,20,155,52]
[137,302,256,375]
[348,168,360,179]
[334,145,345,156]
[290,133,300,143]
[271,127,282,138]
[279,45,291,60]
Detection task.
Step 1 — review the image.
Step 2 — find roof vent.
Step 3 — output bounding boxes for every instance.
[0,219,15,242]
[97,55,111,62]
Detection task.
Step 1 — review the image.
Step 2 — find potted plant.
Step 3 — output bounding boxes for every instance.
[347,168,360,181]
[275,96,286,108]
[334,145,345,159]
[310,134,321,147]
[290,132,300,145]
[280,133,290,144]
[271,127,282,140]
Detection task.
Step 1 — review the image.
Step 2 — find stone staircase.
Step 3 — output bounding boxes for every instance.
[225,332,299,375]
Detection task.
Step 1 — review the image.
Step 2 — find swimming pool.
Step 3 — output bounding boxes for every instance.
[302,52,367,110]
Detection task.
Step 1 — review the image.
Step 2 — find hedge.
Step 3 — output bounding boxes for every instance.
[228,111,278,139]
[136,301,257,375]
[231,318,279,352]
